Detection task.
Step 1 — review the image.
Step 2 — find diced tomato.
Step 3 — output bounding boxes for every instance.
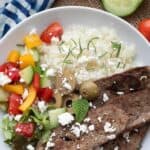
[15,122,35,138]
[8,93,22,115]
[38,87,53,102]
[40,22,63,44]
[32,73,40,92]
[0,62,20,82]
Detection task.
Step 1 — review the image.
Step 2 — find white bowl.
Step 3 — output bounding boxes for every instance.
[0,6,150,150]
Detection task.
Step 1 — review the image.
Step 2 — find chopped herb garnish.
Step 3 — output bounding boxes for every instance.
[63,59,73,64]
[77,39,84,58]
[87,37,99,53]
[63,47,72,63]
[33,63,43,75]
[98,52,108,59]
[58,41,65,53]
[72,99,89,123]
[111,41,121,57]
[117,62,121,68]
[16,44,25,47]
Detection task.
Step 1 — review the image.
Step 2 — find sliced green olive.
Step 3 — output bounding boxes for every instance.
[63,94,79,113]
[55,68,76,95]
[80,80,99,100]
[53,90,63,108]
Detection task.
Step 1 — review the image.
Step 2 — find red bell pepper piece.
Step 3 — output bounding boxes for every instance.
[32,73,40,92]
[15,122,35,138]
[38,87,53,102]
[8,93,22,115]
[40,22,63,44]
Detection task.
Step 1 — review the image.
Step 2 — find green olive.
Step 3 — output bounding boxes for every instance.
[80,81,99,100]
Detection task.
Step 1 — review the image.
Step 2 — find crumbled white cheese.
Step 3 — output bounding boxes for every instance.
[123,132,130,143]
[26,144,35,150]
[58,112,74,126]
[114,146,119,150]
[19,78,25,83]
[37,101,47,113]
[15,127,21,132]
[8,115,14,121]
[63,82,72,90]
[51,37,59,44]
[76,144,80,149]
[89,102,96,109]
[104,122,116,133]
[80,124,88,134]
[46,68,56,76]
[71,125,81,138]
[97,116,102,123]
[45,132,56,150]
[62,78,72,90]
[103,93,109,102]
[22,88,29,99]
[88,124,95,131]
[29,28,37,35]
[14,114,22,121]
[140,75,147,80]
[0,72,11,86]
[40,64,48,71]
[70,123,89,138]
[134,128,139,133]
[84,117,91,123]
[107,134,116,140]
[116,91,124,95]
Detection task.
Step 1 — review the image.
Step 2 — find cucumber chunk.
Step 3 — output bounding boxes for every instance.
[0,87,9,102]
[20,66,34,84]
[102,0,143,17]
[30,50,40,62]
[40,76,50,88]
[49,108,66,128]
[0,102,7,112]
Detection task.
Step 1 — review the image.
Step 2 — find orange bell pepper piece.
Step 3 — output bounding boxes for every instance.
[19,54,35,69]
[24,34,42,49]
[3,84,24,95]
[7,50,20,63]
[19,86,36,112]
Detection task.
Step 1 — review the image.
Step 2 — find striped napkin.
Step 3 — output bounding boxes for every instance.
[0,0,55,39]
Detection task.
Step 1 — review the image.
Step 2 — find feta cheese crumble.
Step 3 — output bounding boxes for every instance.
[88,124,95,131]
[58,112,74,126]
[107,134,116,140]
[26,144,35,150]
[102,93,109,102]
[97,117,102,123]
[22,88,29,99]
[70,123,88,138]
[37,101,47,113]
[0,72,11,86]
[104,122,116,133]
[123,132,130,143]
[14,114,22,121]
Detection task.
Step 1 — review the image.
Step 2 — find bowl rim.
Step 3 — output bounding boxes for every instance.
[0,6,149,46]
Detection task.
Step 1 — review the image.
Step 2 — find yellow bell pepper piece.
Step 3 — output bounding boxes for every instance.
[19,54,35,69]
[7,50,20,63]
[3,84,24,95]
[19,86,36,112]
[24,34,42,49]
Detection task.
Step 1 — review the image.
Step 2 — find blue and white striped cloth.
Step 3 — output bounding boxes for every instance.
[0,0,55,38]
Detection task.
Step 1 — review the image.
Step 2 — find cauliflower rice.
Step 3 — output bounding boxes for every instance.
[40,25,136,84]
